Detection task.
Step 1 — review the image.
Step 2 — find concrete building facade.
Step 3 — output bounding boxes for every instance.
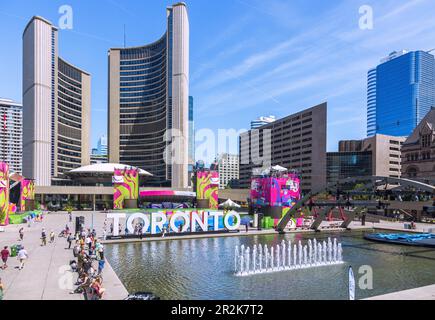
[217,153,239,189]
[239,103,327,193]
[22,16,91,186]
[0,99,22,173]
[108,3,189,188]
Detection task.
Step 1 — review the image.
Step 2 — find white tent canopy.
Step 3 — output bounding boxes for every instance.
[271,165,287,172]
[219,199,241,208]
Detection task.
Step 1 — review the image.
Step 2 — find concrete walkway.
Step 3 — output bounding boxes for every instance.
[366,284,435,300]
[0,212,128,300]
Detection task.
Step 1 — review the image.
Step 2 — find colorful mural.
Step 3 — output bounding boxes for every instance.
[0,162,10,226]
[20,179,35,212]
[113,168,139,209]
[196,171,219,209]
[250,174,301,208]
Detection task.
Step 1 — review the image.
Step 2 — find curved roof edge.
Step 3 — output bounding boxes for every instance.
[58,56,91,76]
[68,163,153,176]
[109,32,167,52]
[23,16,58,36]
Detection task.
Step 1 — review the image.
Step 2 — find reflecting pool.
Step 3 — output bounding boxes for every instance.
[105,231,435,300]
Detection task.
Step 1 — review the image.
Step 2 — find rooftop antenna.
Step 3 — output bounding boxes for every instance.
[123,24,126,48]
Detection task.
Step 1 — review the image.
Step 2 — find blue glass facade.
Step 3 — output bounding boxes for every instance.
[327,151,372,185]
[366,68,377,136]
[188,96,194,163]
[368,51,435,137]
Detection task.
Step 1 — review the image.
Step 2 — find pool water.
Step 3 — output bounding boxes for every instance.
[105,230,435,300]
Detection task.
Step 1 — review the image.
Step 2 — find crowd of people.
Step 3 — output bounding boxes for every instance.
[0,214,107,301]
[69,227,106,300]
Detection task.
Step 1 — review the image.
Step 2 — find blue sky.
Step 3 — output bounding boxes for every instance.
[1,0,434,163]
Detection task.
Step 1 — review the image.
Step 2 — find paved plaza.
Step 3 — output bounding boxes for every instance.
[0,211,128,300]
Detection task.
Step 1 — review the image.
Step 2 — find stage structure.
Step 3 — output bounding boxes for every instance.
[113,167,139,209]
[195,162,219,209]
[20,179,35,211]
[250,166,301,229]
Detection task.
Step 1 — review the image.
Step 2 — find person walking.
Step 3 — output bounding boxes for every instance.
[68,211,72,223]
[1,246,10,269]
[17,246,28,270]
[41,228,47,246]
[49,230,55,243]
[67,233,74,249]
[18,227,24,241]
[98,259,105,275]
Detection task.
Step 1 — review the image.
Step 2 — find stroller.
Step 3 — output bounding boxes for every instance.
[70,260,78,272]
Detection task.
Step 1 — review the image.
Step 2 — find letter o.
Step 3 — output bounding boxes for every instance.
[170,212,190,233]
[126,213,150,234]
[224,211,241,231]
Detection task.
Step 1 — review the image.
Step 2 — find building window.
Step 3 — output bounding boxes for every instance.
[406,167,418,178]
[421,134,431,148]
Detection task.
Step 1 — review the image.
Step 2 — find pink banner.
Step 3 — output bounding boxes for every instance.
[250,175,301,207]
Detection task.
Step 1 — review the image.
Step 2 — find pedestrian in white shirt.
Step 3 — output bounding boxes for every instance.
[17,247,29,270]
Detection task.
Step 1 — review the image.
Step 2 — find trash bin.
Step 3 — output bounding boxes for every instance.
[10,245,18,257]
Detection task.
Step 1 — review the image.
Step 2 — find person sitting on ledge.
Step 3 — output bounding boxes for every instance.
[410,221,416,230]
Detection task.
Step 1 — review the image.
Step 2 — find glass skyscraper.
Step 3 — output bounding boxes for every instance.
[367,50,435,137]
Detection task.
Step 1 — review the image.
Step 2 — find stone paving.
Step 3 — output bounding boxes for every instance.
[0,211,128,300]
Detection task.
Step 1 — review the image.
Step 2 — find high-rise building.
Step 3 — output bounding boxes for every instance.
[97,135,108,156]
[239,103,327,193]
[0,99,22,173]
[367,50,435,137]
[217,153,239,189]
[251,115,276,129]
[366,68,377,136]
[108,3,189,188]
[22,16,91,186]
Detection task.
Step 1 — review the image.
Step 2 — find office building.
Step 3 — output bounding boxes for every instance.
[108,3,189,188]
[367,50,435,137]
[401,108,435,180]
[338,134,406,179]
[0,99,22,173]
[327,151,372,185]
[239,103,327,193]
[217,153,239,189]
[22,16,91,186]
[97,135,108,155]
[251,115,276,129]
